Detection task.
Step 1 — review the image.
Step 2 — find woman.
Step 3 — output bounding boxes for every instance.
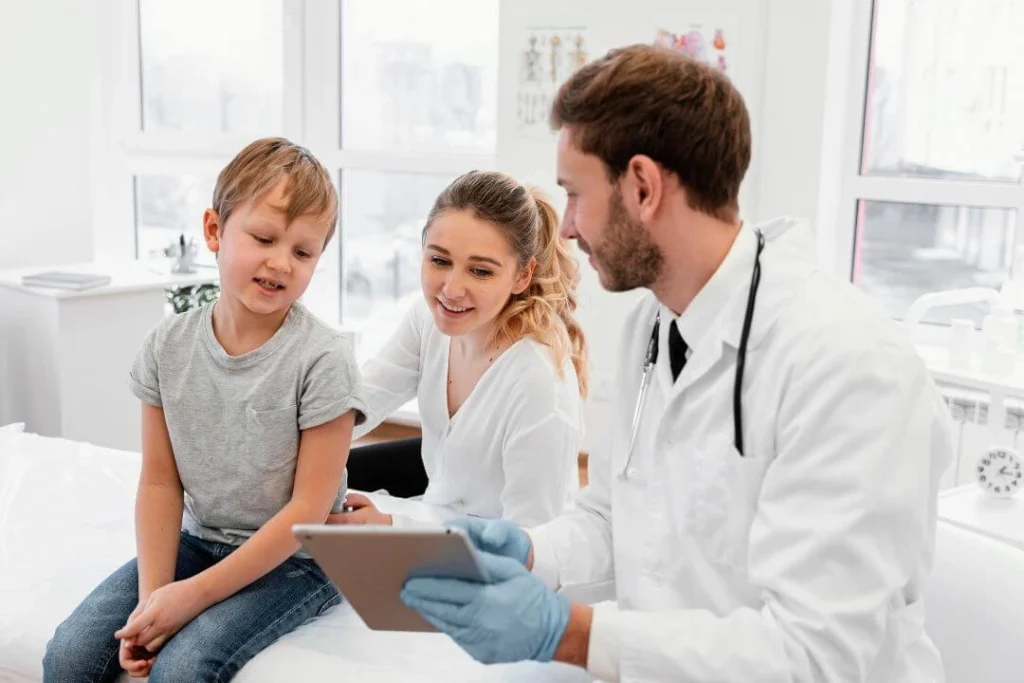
[332,170,588,528]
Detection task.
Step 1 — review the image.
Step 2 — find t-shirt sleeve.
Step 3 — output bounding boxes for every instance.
[128,325,162,407]
[299,335,369,430]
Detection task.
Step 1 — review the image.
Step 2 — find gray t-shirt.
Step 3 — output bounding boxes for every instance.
[128,301,366,549]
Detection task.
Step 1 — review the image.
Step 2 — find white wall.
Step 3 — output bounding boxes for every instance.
[497,0,843,452]
[0,0,98,270]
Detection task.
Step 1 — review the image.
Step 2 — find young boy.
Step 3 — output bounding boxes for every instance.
[43,138,366,682]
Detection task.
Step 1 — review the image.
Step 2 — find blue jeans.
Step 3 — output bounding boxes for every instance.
[43,531,340,683]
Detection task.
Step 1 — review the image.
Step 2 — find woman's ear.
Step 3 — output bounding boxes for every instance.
[512,257,537,295]
[202,209,222,253]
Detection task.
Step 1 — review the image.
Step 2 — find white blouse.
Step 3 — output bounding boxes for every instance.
[354,298,583,528]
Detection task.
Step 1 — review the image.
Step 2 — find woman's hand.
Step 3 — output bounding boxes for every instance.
[114,578,209,653]
[326,492,393,526]
[118,601,156,677]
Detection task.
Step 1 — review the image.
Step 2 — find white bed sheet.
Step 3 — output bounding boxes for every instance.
[0,428,592,683]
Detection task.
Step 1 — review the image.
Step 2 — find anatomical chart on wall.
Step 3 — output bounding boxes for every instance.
[517,27,589,136]
[654,24,730,74]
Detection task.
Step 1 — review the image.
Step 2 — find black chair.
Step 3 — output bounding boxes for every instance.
[346,437,427,499]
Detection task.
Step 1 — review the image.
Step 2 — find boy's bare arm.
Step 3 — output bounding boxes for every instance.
[192,411,355,606]
[135,403,185,599]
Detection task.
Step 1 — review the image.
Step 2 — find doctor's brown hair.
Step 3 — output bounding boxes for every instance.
[423,170,589,398]
[551,44,751,223]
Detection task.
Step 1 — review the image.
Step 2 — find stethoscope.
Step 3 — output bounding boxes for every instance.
[620,229,765,480]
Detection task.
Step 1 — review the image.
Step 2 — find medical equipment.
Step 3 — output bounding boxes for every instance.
[947,319,974,372]
[402,549,571,664]
[905,287,1024,498]
[449,516,532,566]
[294,525,489,632]
[620,229,765,479]
[166,233,199,274]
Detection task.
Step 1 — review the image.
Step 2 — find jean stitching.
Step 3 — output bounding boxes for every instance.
[95,638,121,682]
[212,580,337,682]
[318,592,342,616]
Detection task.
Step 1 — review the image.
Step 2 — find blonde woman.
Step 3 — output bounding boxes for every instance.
[332,170,588,528]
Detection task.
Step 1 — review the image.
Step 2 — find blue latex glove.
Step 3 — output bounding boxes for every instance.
[401,550,570,664]
[448,516,532,566]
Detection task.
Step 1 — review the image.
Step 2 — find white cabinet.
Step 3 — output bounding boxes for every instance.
[0,262,217,452]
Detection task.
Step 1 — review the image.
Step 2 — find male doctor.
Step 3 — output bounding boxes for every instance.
[401,44,954,682]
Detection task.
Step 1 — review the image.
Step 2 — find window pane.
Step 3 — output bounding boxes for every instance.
[340,0,498,153]
[853,200,1016,324]
[861,0,1024,182]
[138,0,283,135]
[134,174,216,268]
[341,170,453,353]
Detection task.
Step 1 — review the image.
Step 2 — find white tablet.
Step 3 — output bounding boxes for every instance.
[293,524,489,632]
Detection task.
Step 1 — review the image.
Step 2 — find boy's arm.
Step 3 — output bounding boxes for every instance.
[135,403,185,599]
[190,410,355,605]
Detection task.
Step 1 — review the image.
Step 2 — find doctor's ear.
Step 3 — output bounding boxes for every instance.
[202,209,222,253]
[624,155,664,222]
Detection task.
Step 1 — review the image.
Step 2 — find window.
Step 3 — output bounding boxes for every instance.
[841,0,1024,325]
[104,0,294,271]
[325,0,498,350]
[340,0,497,153]
[138,0,284,136]
[133,174,215,265]
[99,0,498,355]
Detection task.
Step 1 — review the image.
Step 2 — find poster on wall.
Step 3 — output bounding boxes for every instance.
[517,27,589,136]
[654,24,730,74]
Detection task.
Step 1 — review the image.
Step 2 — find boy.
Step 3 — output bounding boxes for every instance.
[43,138,365,681]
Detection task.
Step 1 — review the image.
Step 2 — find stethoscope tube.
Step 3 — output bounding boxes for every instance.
[619,229,765,480]
[733,230,764,456]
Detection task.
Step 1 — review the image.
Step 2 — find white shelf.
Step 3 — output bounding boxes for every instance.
[939,484,1024,551]
[0,259,218,299]
[917,344,1024,400]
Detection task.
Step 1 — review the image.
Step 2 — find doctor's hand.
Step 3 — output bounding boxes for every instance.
[401,550,569,664]
[114,578,208,653]
[325,492,393,526]
[447,516,533,568]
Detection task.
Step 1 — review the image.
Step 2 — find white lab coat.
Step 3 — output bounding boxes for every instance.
[529,217,954,683]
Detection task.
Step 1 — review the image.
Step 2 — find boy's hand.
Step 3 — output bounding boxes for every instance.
[326,492,393,526]
[115,578,209,653]
[119,602,156,677]
[119,637,155,678]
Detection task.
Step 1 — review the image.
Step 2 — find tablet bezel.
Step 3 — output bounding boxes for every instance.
[293,524,489,632]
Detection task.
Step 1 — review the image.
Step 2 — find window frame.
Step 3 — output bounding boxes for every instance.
[95,0,497,327]
[835,0,1024,297]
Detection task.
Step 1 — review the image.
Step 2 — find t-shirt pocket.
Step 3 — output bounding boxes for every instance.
[246,405,300,473]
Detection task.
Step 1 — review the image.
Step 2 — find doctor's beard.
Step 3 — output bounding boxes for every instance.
[587,188,664,292]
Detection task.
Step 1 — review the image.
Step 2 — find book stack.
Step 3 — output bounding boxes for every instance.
[21,271,112,291]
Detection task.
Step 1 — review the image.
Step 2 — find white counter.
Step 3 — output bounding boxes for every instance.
[0,260,218,451]
[938,483,1024,551]
[0,261,218,299]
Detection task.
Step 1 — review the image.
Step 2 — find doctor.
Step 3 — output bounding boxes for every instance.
[400,44,955,682]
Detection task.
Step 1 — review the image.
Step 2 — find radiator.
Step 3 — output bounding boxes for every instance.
[940,383,1024,490]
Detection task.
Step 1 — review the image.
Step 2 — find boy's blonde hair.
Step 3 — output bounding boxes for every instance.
[213,137,339,246]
